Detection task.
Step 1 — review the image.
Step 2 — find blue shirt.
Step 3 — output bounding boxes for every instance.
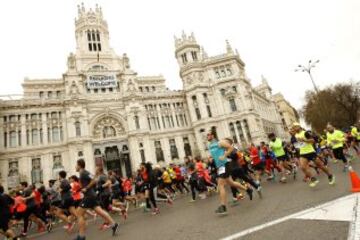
[208,140,226,168]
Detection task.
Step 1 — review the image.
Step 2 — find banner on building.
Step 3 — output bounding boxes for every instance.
[86,74,117,89]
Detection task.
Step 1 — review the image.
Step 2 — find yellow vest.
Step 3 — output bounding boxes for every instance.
[295,130,315,155]
[326,130,345,149]
[351,127,360,140]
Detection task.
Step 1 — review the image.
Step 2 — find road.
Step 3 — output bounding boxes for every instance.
[31,159,360,240]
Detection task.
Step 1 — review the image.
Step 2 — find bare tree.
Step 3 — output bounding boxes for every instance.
[302,81,360,133]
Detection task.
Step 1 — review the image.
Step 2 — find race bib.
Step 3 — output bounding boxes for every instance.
[218,166,226,175]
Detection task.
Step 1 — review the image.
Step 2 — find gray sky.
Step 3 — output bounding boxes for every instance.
[1,0,359,109]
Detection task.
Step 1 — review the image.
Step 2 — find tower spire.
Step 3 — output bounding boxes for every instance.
[226,39,234,54]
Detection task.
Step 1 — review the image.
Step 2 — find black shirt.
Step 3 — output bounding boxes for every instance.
[97,174,110,195]
[60,179,72,199]
[79,170,96,197]
[0,193,14,217]
[23,187,36,208]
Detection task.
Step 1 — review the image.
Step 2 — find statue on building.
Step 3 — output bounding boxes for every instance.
[123,53,130,69]
[103,126,116,138]
[67,52,76,71]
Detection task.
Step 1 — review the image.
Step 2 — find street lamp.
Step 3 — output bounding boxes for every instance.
[295,59,320,93]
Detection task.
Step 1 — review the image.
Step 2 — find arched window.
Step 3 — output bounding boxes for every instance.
[75,121,81,137]
[145,86,149,92]
[229,123,238,143]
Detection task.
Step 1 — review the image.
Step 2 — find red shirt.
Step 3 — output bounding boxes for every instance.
[196,162,205,178]
[71,182,82,201]
[250,146,261,165]
[123,179,132,193]
[174,167,184,181]
[34,190,42,206]
[141,169,149,182]
[14,196,27,213]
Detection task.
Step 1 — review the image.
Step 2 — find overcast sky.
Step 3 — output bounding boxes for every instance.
[0,0,359,109]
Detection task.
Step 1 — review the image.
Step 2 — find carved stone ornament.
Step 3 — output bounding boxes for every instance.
[93,116,125,139]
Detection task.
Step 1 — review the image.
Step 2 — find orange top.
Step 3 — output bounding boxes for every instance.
[71,182,82,201]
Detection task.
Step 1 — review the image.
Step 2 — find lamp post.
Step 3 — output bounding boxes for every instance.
[295,59,320,93]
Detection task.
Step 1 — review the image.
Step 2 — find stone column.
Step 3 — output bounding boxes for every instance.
[161,137,171,163]
[41,113,48,145]
[170,104,177,129]
[197,92,207,119]
[0,117,4,149]
[175,136,185,162]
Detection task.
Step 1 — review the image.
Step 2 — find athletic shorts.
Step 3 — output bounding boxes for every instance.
[356,139,360,143]
[300,152,317,161]
[217,162,231,179]
[60,197,75,210]
[277,155,289,162]
[79,195,99,209]
[253,162,265,171]
[51,200,62,208]
[73,199,82,208]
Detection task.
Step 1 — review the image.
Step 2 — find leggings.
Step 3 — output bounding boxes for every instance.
[189,180,202,200]
[145,187,157,209]
[231,167,259,189]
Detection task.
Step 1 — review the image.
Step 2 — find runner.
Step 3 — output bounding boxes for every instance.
[292,123,335,187]
[268,133,295,182]
[0,184,18,240]
[207,131,253,215]
[326,123,349,171]
[74,159,118,240]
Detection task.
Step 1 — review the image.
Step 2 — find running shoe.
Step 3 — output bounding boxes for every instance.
[215,205,228,215]
[256,186,263,199]
[236,193,245,200]
[266,175,275,181]
[111,223,119,236]
[333,159,338,164]
[280,177,287,183]
[328,175,336,185]
[143,207,151,213]
[152,208,160,215]
[99,223,110,230]
[46,222,53,232]
[189,199,196,203]
[309,178,319,188]
[167,198,173,205]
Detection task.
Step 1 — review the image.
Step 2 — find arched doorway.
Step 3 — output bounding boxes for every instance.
[92,115,132,177]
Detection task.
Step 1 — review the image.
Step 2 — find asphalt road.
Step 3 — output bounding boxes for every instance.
[31,158,360,240]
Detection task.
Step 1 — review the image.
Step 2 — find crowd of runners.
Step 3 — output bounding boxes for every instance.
[0,121,360,240]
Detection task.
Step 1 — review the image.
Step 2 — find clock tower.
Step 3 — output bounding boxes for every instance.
[75,3,111,55]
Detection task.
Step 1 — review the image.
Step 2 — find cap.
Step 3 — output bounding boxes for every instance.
[292,122,301,127]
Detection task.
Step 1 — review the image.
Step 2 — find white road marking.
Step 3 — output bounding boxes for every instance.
[348,194,360,240]
[220,194,357,240]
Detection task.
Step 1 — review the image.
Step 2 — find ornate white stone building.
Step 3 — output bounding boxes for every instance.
[0,4,286,190]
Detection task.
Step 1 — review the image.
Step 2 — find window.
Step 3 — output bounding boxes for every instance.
[181,53,188,64]
[48,91,53,98]
[53,155,63,169]
[140,149,146,163]
[9,115,16,122]
[31,158,42,184]
[206,105,212,118]
[39,91,44,98]
[236,121,245,142]
[220,89,226,96]
[52,127,60,143]
[32,129,39,145]
[39,129,43,144]
[145,87,149,92]
[226,65,233,75]
[154,141,164,162]
[10,131,17,147]
[18,131,21,146]
[147,117,151,130]
[229,123,238,143]
[195,108,201,120]
[243,119,252,140]
[134,116,140,129]
[87,30,102,52]
[221,68,226,77]
[31,113,37,120]
[3,116,7,122]
[203,93,209,104]
[183,137,192,157]
[139,87,143,92]
[211,126,218,139]
[191,51,198,61]
[56,91,61,98]
[179,114,184,126]
[169,139,179,159]
[232,86,237,93]
[51,112,57,119]
[229,98,237,112]
[75,121,81,137]
[4,132,7,148]
[152,86,156,91]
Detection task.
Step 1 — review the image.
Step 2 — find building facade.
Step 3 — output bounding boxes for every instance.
[0,4,286,190]
[272,93,300,132]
